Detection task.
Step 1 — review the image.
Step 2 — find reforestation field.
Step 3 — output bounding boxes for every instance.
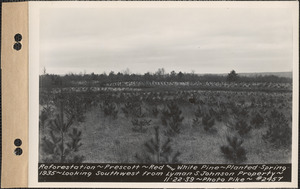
[39,71,293,164]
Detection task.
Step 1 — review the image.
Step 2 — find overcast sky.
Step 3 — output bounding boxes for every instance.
[40,7,294,75]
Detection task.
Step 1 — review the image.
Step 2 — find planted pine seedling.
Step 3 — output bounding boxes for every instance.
[64,93,86,123]
[102,101,118,119]
[202,113,215,132]
[152,106,159,117]
[263,109,291,148]
[192,105,203,128]
[135,127,181,164]
[235,120,251,136]
[40,101,85,163]
[39,108,50,130]
[131,118,151,133]
[161,101,184,136]
[41,131,62,162]
[122,101,141,118]
[194,105,203,118]
[220,135,247,164]
[67,128,83,152]
[250,112,264,128]
[192,117,201,128]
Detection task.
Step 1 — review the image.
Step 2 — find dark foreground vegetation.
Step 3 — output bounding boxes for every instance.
[39,70,293,164]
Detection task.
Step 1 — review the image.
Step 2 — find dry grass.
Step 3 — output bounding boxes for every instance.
[76,103,291,164]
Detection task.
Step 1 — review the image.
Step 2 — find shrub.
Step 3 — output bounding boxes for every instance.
[220,135,247,164]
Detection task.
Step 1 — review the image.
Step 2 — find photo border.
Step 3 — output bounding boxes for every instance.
[28,1,299,188]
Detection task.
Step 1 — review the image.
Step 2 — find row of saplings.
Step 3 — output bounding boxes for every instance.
[39,93,291,164]
[100,99,291,164]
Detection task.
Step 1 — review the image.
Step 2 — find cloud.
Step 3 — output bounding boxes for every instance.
[40,7,294,75]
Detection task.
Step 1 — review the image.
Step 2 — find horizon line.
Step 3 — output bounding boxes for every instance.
[40,70,293,76]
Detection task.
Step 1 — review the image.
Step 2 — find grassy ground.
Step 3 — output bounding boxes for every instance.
[39,87,292,164]
[77,103,291,164]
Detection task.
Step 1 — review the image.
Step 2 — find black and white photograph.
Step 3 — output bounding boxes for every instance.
[29,1,298,187]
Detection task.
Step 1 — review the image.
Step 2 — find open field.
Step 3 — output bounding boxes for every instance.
[39,77,293,164]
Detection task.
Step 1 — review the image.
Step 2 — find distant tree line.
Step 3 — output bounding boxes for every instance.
[40,68,292,88]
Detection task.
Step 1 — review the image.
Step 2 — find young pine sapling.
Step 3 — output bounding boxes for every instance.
[135,127,181,164]
[220,135,247,164]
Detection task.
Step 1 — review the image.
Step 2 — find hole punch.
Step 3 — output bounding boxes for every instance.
[14,148,23,156]
[13,42,22,51]
[14,139,22,146]
[14,33,22,42]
